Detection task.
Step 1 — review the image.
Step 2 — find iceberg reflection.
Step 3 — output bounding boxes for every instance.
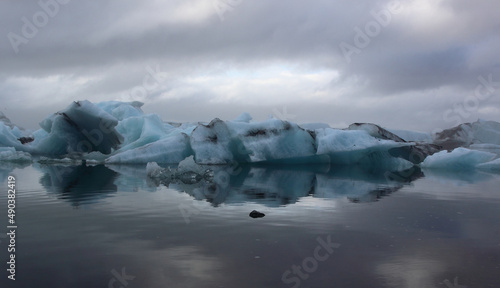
[32,162,425,207]
[36,164,118,206]
[33,161,500,208]
[149,163,425,206]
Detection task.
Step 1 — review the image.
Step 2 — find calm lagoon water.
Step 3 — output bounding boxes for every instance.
[0,162,499,288]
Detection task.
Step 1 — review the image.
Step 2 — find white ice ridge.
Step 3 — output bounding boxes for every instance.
[421,147,496,170]
[1,100,500,171]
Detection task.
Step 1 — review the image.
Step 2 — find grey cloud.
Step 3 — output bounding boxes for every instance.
[1,0,499,131]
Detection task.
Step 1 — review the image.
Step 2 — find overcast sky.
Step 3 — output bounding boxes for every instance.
[1,0,499,131]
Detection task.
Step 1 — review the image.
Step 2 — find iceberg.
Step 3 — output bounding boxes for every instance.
[315,128,415,169]
[146,161,167,178]
[420,147,496,170]
[477,158,500,171]
[114,113,170,152]
[434,119,500,150]
[232,112,252,123]
[2,100,500,171]
[347,123,406,142]
[95,100,144,121]
[0,119,30,151]
[0,147,32,163]
[35,100,123,155]
[106,132,192,164]
[190,118,317,164]
[387,129,433,143]
[0,111,17,130]
[1,101,127,158]
[177,155,207,175]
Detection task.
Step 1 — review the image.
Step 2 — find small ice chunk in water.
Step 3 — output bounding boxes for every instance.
[146,162,165,178]
[177,155,205,175]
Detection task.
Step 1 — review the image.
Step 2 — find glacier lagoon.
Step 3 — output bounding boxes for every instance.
[1,100,500,287]
[1,162,500,287]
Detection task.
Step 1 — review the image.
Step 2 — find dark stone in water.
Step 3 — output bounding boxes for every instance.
[249,210,265,218]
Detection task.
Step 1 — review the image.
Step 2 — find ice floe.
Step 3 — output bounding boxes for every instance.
[1,100,500,172]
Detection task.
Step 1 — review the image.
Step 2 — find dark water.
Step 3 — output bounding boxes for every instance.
[0,162,499,288]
